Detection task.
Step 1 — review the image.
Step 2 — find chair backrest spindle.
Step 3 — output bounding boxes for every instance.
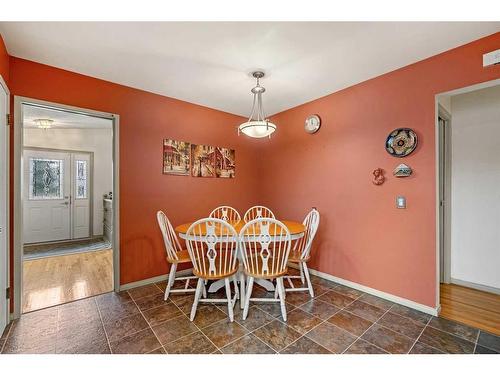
[209,205,241,225]
[239,218,291,278]
[185,218,239,279]
[156,211,183,261]
[294,208,320,260]
[243,205,275,223]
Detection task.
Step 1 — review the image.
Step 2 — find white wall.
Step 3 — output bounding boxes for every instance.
[450,85,500,290]
[24,128,113,236]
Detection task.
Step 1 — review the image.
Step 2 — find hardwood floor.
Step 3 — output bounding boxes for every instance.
[23,249,113,313]
[440,283,500,336]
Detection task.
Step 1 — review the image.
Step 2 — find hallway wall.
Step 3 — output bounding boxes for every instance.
[450,84,500,291]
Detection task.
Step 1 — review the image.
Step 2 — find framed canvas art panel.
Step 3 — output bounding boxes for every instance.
[191,144,215,177]
[163,139,191,176]
[215,147,235,178]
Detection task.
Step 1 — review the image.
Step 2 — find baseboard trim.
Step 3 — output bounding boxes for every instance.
[120,268,193,291]
[290,264,439,316]
[450,278,500,296]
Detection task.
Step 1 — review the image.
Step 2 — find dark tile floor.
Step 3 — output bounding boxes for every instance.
[1,272,499,354]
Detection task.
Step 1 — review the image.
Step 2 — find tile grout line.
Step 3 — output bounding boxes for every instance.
[126,287,164,354]
[422,317,480,346]
[297,287,397,354]
[405,315,432,354]
[199,281,302,353]
[167,285,225,353]
[279,286,368,353]
[95,296,115,354]
[107,283,164,354]
[276,279,367,353]
[327,278,485,348]
[325,294,451,347]
[218,307,279,353]
[340,307,393,354]
[473,329,480,353]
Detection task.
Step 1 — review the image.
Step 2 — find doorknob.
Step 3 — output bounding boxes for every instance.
[61,201,69,206]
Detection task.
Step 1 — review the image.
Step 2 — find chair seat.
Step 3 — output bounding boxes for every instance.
[243,256,287,278]
[193,259,239,280]
[287,250,309,263]
[167,249,192,264]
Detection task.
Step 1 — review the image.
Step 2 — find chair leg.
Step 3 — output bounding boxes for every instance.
[190,278,204,321]
[303,262,314,298]
[243,277,254,320]
[277,277,287,322]
[239,273,246,310]
[225,278,234,322]
[274,280,279,299]
[233,276,239,300]
[299,263,305,284]
[202,281,207,298]
[164,263,177,301]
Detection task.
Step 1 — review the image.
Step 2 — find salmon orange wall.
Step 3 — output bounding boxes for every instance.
[0,35,9,85]
[258,32,500,308]
[8,56,261,288]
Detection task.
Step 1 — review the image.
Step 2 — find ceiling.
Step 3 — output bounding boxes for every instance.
[2,22,499,116]
[23,104,112,129]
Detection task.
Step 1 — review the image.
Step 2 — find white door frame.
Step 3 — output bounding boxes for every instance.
[0,75,10,326]
[23,147,94,242]
[13,96,120,319]
[437,106,451,285]
[434,78,500,311]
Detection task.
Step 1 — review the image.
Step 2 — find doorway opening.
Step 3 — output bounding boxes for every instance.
[14,98,119,316]
[436,80,500,336]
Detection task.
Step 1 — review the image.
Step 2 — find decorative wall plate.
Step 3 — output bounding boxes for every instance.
[385,128,418,157]
[393,163,412,177]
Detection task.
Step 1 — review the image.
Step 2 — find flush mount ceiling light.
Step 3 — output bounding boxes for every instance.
[33,118,54,130]
[238,71,276,139]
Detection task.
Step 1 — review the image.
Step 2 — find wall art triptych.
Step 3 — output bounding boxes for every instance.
[163,139,235,178]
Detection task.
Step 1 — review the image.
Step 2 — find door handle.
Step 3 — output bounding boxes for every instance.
[61,201,69,206]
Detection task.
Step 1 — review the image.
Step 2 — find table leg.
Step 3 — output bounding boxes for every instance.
[207,279,226,293]
[207,275,275,293]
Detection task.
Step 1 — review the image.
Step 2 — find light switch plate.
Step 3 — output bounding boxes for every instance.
[396,196,406,209]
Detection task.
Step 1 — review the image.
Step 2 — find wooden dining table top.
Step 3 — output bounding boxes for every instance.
[175,219,305,236]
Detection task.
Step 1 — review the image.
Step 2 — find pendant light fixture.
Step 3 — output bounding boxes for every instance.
[238,71,276,138]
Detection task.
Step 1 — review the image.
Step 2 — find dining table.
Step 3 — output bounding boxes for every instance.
[175,219,306,292]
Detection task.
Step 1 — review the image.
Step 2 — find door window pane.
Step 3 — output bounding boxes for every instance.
[29,158,64,200]
[76,160,88,199]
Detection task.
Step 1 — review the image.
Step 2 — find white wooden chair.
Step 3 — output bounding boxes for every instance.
[156,211,199,300]
[283,208,320,297]
[239,218,291,321]
[243,205,275,222]
[209,205,241,224]
[185,218,240,322]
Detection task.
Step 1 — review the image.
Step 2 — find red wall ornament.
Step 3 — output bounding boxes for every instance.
[372,168,385,185]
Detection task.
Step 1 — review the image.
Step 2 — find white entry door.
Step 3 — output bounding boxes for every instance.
[72,153,91,239]
[0,77,9,335]
[23,150,72,244]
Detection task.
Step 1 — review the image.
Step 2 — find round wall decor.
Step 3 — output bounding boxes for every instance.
[305,114,321,134]
[385,128,418,157]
